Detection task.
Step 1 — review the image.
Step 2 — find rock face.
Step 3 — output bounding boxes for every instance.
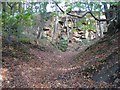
[92,62,119,83]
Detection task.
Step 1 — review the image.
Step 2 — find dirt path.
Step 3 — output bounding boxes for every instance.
[3,39,119,88]
[2,43,116,88]
[2,46,86,88]
[2,32,120,88]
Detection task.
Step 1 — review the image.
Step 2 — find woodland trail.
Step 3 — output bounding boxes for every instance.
[2,33,119,88]
[2,46,89,88]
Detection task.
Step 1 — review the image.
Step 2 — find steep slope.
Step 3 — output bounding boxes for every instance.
[73,32,120,87]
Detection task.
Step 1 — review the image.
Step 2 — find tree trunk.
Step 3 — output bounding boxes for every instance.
[37,27,43,39]
[16,2,22,42]
[36,13,45,44]
[2,2,7,30]
[107,3,119,35]
[0,2,2,50]
[66,17,70,43]
[0,7,1,68]
[98,12,103,38]
[117,2,120,32]
[52,16,58,41]
[103,2,110,24]
[2,2,7,12]
[18,2,22,13]
[52,6,58,42]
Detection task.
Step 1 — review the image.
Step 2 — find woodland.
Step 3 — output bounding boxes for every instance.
[0,0,120,88]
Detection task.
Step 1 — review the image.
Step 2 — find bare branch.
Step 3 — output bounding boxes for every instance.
[7,2,17,9]
[52,0,65,13]
[52,0,116,22]
[89,12,110,21]
[67,11,90,18]
[87,2,115,22]
[52,0,90,19]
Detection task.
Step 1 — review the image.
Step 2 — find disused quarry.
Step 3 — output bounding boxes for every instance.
[1,32,120,88]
